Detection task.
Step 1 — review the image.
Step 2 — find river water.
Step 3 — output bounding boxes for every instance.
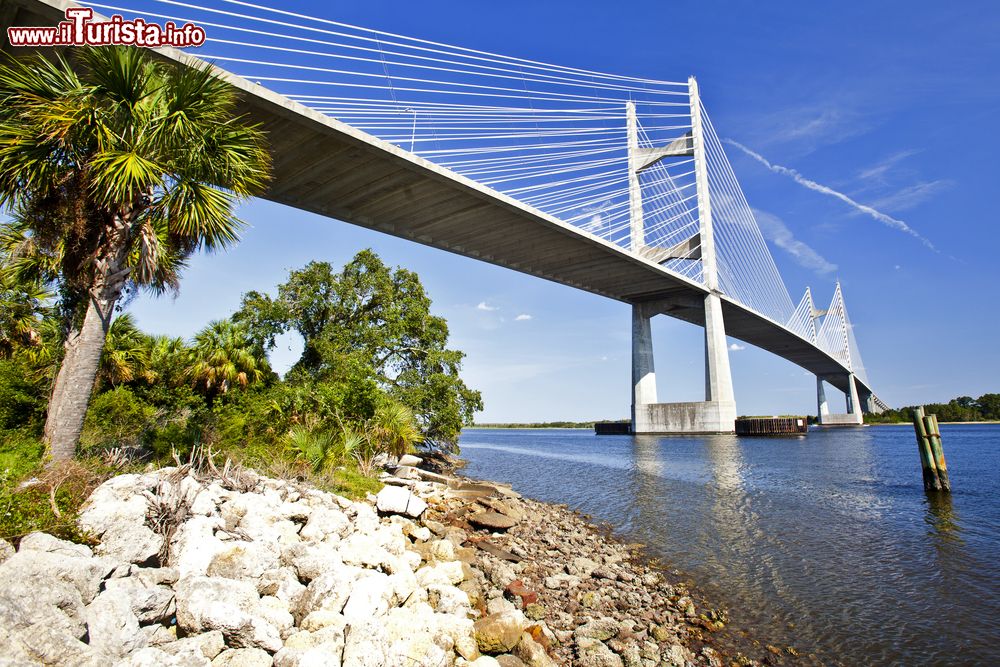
[457,425,1000,666]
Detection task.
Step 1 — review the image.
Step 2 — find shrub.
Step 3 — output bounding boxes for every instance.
[80,387,157,451]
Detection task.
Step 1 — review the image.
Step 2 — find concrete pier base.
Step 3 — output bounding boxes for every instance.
[633,400,737,434]
[817,373,864,426]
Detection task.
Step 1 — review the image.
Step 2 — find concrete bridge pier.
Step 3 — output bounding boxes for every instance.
[630,296,737,434]
[816,373,864,426]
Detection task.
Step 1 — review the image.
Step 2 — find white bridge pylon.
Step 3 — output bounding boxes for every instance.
[1,0,887,432]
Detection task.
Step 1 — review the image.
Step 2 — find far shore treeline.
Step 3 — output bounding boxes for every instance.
[863,394,1000,424]
[476,393,1000,428]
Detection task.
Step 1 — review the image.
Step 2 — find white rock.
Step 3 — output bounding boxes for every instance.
[257,567,307,608]
[2,621,108,667]
[212,647,274,667]
[409,526,432,542]
[416,560,465,587]
[115,647,209,667]
[427,584,472,616]
[469,657,501,667]
[274,624,346,667]
[341,618,389,667]
[175,576,282,652]
[142,623,177,646]
[283,543,347,583]
[159,631,226,660]
[375,486,427,518]
[0,538,14,564]
[78,474,150,538]
[398,454,423,467]
[259,595,295,639]
[341,572,394,623]
[0,548,115,607]
[102,578,175,624]
[293,565,364,623]
[208,541,280,581]
[337,532,397,572]
[298,507,348,542]
[96,522,163,565]
[85,588,146,658]
[19,532,93,558]
[170,515,226,578]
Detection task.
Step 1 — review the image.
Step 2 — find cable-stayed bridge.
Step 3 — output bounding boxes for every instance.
[2,0,888,432]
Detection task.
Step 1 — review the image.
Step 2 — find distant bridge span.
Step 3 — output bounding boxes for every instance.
[2,0,886,431]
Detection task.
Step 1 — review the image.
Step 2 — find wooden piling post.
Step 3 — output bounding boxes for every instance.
[923,413,950,492]
[912,407,942,492]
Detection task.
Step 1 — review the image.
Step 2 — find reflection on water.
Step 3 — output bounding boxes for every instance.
[459,426,1000,666]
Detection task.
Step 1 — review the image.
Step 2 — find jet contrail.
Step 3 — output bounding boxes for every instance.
[723,139,937,251]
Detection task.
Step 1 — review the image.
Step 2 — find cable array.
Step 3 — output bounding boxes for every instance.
[85,0,876,392]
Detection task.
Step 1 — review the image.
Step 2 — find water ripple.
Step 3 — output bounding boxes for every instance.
[459,426,1000,666]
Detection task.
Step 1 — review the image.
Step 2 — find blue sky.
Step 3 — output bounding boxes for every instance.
[113,0,1000,421]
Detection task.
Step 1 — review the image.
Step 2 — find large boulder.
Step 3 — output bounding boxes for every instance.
[341,572,394,623]
[375,486,427,519]
[104,577,176,624]
[293,564,364,623]
[207,541,281,581]
[468,512,517,531]
[77,474,151,538]
[273,622,346,667]
[158,631,226,661]
[212,647,274,667]
[85,588,147,658]
[96,522,163,566]
[170,515,227,578]
[1,621,108,667]
[473,611,527,654]
[175,576,282,652]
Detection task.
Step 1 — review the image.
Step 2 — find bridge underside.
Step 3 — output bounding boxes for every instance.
[2,0,884,422]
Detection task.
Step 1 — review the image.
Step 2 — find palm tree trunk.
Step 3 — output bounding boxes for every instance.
[43,291,117,460]
[44,214,130,462]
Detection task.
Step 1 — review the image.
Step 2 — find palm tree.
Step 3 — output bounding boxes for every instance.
[146,334,189,388]
[0,47,271,460]
[188,320,269,400]
[98,313,150,388]
[368,399,423,459]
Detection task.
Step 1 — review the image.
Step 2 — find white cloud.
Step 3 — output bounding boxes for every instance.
[515,314,532,321]
[476,301,498,311]
[856,150,920,182]
[724,139,937,251]
[868,180,952,213]
[753,209,837,275]
[729,343,746,351]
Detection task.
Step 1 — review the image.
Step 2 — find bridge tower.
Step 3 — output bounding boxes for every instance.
[814,282,866,425]
[628,77,737,434]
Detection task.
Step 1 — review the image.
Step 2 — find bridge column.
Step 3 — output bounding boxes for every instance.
[691,76,736,431]
[817,376,830,419]
[631,304,657,432]
[846,373,861,417]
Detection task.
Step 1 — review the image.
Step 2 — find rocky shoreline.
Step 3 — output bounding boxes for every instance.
[0,452,796,666]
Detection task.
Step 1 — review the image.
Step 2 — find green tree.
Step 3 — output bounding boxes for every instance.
[0,47,270,460]
[977,393,1000,421]
[97,313,151,388]
[235,251,482,444]
[188,320,270,401]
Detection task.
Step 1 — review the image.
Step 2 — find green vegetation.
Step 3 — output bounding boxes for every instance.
[866,394,1000,424]
[473,421,599,429]
[0,47,479,540]
[0,247,481,539]
[0,46,271,460]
